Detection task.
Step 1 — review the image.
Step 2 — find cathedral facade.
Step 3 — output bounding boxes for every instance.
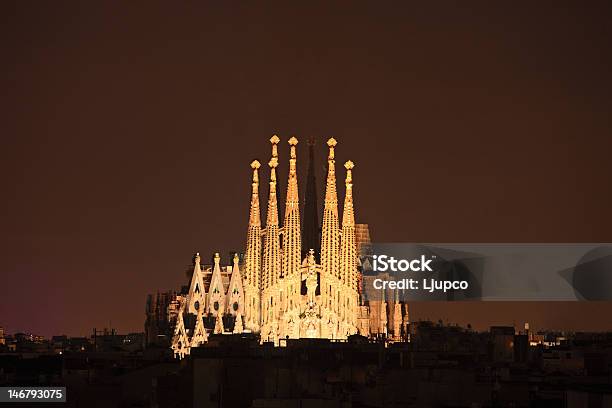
[170,136,407,358]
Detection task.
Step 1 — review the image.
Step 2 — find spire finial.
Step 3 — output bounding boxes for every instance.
[251,160,260,184]
[214,252,220,264]
[327,138,337,160]
[288,136,298,159]
[270,135,280,159]
[288,137,298,175]
[233,253,239,265]
[268,157,278,182]
[345,160,354,184]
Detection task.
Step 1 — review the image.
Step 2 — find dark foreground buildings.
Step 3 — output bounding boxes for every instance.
[2,323,612,407]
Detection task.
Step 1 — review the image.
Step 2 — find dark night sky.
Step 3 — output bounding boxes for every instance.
[2,2,612,337]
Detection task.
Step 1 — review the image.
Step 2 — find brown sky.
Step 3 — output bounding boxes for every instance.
[2,1,612,337]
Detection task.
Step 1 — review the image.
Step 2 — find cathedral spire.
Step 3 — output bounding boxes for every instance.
[271,134,279,159]
[244,160,262,332]
[282,137,301,278]
[340,161,357,289]
[245,160,262,287]
[262,136,281,289]
[320,138,340,279]
[302,137,320,260]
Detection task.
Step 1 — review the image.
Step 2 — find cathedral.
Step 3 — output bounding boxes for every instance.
[169,136,409,358]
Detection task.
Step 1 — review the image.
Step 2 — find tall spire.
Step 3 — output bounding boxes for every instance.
[282,136,301,278]
[244,160,262,332]
[320,138,340,280]
[340,161,357,290]
[245,160,262,288]
[302,137,320,260]
[262,135,281,289]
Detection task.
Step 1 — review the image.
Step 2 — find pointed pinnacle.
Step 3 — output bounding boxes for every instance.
[288,136,298,160]
[251,160,260,184]
[345,160,354,184]
[270,135,280,159]
[327,138,337,160]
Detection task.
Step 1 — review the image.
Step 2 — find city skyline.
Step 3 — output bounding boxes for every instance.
[2,2,612,338]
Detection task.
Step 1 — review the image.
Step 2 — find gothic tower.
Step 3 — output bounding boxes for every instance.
[282,137,301,279]
[281,137,302,338]
[320,138,341,338]
[261,135,282,343]
[244,160,262,332]
[320,138,340,283]
[341,161,357,291]
[340,160,359,335]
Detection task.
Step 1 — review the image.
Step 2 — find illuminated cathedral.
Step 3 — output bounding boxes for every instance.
[169,136,409,358]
